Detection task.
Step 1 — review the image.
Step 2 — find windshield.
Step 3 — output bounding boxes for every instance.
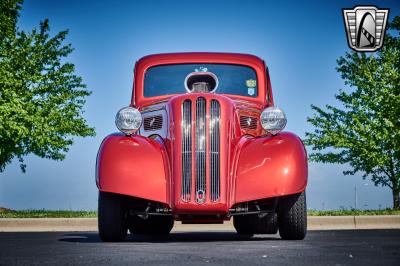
[144,64,258,97]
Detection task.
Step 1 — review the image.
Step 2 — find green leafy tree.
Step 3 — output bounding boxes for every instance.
[305,16,400,209]
[0,0,95,172]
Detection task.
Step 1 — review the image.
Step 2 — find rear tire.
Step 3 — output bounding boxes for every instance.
[233,212,278,235]
[98,192,127,242]
[129,215,174,235]
[278,192,307,240]
[233,215,254,235]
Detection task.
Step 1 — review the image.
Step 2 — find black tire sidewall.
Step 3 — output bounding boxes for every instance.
[278,191,307,240]
[98,192,127,242]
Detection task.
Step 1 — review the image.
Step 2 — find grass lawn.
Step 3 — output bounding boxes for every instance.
[308,209,400,216]
[0,207,399,218]
[0,208,96,218]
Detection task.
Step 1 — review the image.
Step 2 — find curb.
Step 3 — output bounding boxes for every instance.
[0,216,399,232]
[0,218,96,232]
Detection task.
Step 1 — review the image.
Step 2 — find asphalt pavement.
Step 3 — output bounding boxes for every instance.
[0,230,399,265]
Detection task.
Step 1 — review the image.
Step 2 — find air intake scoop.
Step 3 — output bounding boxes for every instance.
[184,72,219,93]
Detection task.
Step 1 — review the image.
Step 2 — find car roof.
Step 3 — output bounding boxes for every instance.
[136,52,265,67]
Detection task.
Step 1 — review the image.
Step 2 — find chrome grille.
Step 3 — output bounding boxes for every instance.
[240,116,258,130]
[181,100,192,202]
[195,98,206,203]
[180,98,221,203]
[210,100,220,202]
[143,115,163,131]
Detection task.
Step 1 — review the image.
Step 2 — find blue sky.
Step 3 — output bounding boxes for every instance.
[0,0,399,210]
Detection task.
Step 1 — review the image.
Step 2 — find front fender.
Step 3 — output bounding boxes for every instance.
[96,133,169,204]
[234,132,308,203]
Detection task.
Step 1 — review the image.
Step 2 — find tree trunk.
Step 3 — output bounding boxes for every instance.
[393,188,400,210]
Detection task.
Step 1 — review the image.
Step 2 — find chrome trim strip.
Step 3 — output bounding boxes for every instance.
[210,100,220,201]
[181,100,192,202]
[141,103,167,113]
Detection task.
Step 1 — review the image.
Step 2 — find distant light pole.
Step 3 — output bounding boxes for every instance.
[363,183,369,210]
[354,183,369,210]
[354,185,357,210]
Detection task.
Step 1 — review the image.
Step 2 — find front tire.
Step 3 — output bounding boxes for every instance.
[98,192,127,242]
[278,192,307,240]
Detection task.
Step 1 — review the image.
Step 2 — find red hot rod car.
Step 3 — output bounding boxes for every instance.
[96,53,308,241]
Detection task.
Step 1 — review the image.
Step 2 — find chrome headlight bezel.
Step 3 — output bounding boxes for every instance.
[115,106,142,135]
[260,106,287,135]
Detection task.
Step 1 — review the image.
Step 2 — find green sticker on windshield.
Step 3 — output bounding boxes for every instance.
[246,79,256,88]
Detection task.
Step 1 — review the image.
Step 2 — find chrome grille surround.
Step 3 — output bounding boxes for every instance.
[180,97,221,203]
[181,100,192,202]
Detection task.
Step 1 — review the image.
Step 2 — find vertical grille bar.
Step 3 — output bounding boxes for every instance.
[181,100,192,201]
[210,100,220,201]
[195,98,206,203]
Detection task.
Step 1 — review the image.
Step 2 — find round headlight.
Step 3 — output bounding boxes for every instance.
[115,106,142,135]
[260,106,287,135]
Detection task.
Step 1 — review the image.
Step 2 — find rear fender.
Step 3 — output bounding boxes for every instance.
[96,133,169,204]
[234,132,308,203]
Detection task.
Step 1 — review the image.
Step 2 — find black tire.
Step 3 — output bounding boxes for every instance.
[98,192,127,242]
[129,215,174,235]
[233,212,278,235]
[278,191,307,240]
[233,215,254,235]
